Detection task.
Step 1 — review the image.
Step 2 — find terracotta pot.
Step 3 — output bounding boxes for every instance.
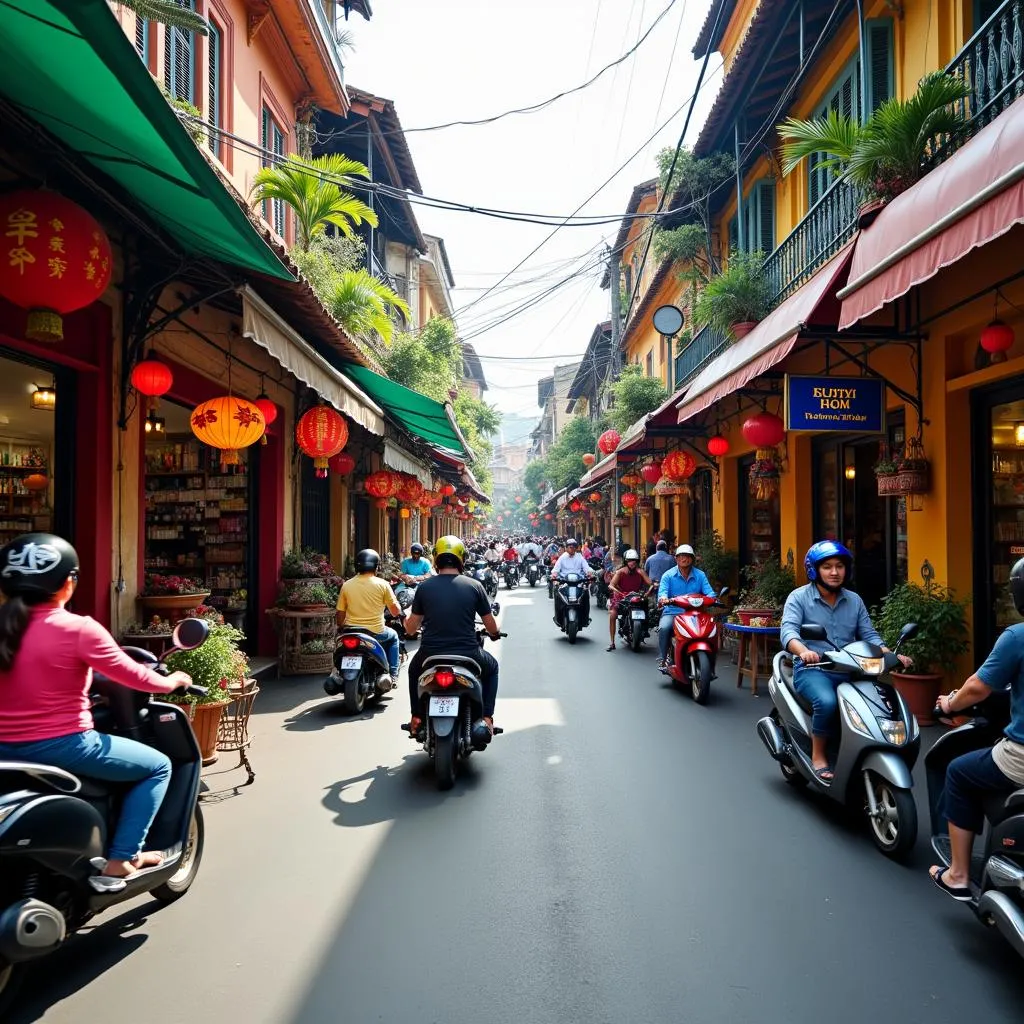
[737,608,775,626]
[186,699,230,765]
[857,198,887,228]
[287,603,330,612]
[730,321,759,339]
[892,671,943,726]
[137,592,211,625]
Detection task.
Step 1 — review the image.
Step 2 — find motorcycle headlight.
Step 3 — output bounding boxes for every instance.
[841,699,871,737]
[878,719,907,745]
[852,655,885,675]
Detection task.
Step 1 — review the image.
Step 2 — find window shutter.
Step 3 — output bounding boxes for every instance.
[727,215,738,254]
[866,19,894,113]
[175,28,192,102]
[135,16,147,60]
[163,27,172,92]
[207,22,221,155]
[757,179,775,253]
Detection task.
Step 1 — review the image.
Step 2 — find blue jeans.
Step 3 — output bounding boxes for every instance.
[658,612,678,662]
[943,747,1016,833]
[794,666,840,737]
[0,730,171,861]
[375,627,400,675]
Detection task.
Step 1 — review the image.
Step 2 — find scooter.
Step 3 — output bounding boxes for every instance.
[323,627,398,715]
[389,578,417,640]
[501,561,520,590]
[467,559,498,601]
[401,629,506,790]
[757,622,921,859]
[661,589,728,703]
[554,571,591,644]
[616,587,655,651]
[925,689,1024,957]
[524,556,540,588]
[588,557,608,609]
[0,618,211,1016]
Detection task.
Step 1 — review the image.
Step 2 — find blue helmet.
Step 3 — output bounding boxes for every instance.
[804,540,852,582]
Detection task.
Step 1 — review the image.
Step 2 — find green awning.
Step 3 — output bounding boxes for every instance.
[340,364,468,455]
[0,0,291,280]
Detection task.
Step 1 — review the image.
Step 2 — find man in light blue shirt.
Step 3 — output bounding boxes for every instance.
[656,544,715,667]
[644,539,675,585]
[400,543,435,584]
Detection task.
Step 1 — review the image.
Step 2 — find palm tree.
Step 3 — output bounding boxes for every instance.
[249,154,378,250]
[118,0,209,34]
[779,71,971,200]
[326,269,410,345]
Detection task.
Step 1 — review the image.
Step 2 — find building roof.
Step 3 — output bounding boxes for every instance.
[566,321,612,410]
[346,86,422,194]
[601,177,659,288]
[693,0,737,58]
[618,259,674,351]
[462,343,488,391]
[344,0,373,20]
[424,233,455,288]
[537,375,554,407]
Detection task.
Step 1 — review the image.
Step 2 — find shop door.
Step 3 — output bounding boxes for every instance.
[354,495,370,553]
[689,468,713,542]
[300,456,330,554]
[738,454,780,568]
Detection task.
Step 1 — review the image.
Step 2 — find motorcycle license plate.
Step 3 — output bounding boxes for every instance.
[340,656,362,670]
[631,610,646,619]
[429,696,459,717]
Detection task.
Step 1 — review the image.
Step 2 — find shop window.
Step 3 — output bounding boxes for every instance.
[207,19,224,159]
[261,107,287,238]
[144,401,252,628]
[984,396,1024,637]
[689,468,713,541]
[163,1,196,104]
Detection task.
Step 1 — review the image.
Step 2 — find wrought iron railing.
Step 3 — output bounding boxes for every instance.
[675,323,730,388]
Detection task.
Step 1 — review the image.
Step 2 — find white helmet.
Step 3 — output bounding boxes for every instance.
[624,549,640,561]
[675,544,695,557]
[565,537,578,546]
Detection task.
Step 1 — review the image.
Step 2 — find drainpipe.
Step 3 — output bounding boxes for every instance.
[855,0,868,120]
[734,121,744,253]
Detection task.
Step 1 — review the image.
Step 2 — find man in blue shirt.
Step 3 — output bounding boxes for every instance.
[400,543,434,584]
[657,544,715,669]
[644,539,675,585]
[780,541,911,782]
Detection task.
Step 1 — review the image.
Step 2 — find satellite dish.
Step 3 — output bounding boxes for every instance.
[652,304,684,337]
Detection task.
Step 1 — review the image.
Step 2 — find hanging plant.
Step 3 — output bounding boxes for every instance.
[874,442,900,497]
[896,436,930,495]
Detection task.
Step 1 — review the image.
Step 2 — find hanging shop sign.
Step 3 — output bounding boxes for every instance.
[784,375,885,433]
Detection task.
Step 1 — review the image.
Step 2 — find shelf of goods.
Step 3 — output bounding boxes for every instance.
[0,439,52,541]
[991,447,1024,631]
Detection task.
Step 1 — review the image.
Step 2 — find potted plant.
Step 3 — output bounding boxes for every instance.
[872,581,970,724]
[736,555,796,625]
[164,623,250,764]
[873,443,900,497]
[284,579,333,610]
[695,528,739,593]
[693,251,773,340]
[138,573,211,623]
[896,436,930,496]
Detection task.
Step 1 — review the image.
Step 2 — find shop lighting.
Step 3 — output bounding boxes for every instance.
[1015,422,1024,448]
[30,382,56,412]
[144,410,165,434]
[844,464,856,480]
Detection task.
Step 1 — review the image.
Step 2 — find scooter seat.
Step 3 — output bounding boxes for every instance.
[422,654,480,672]
[777,655,816,716]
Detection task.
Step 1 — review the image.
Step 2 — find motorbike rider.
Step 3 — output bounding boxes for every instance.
[928,556,1024,900]
[606,549,652,651]
[551,538,594,627]
[656,544,715,670]
[335,549,402,686]
[0,533,192,883]
[779,541,912,782]
[502,539,519,564]
[484,541,501,565]
[400,543,434,585]
[518,536,543,562]
[644,539,675,586]
[403,535,502,738]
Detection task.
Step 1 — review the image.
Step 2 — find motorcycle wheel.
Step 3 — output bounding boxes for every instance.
[529,577,536,587]
[566,617,578,644]
[434,731,458,791]
[631,620,644,652]
[343,673,366,715]
[151,805,205,903]
[689,651,713,705]
[597,593,607,610]
[866,774,917,860]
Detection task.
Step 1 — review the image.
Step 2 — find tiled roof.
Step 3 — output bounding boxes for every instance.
[601,178,658,287]
[693,0,737,57]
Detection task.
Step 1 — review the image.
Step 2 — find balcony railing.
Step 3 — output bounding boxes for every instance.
[674,323,730,388]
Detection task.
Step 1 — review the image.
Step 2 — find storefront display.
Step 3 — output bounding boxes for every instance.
[739,454,780,566]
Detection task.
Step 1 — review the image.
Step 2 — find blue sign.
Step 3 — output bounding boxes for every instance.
[785,375,885,433]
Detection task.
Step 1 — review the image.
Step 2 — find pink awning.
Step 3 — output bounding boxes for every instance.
[839,94,1024,330]
[676,242,855,424]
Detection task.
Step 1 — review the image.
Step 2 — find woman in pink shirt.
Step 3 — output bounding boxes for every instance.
[0,534,191,882]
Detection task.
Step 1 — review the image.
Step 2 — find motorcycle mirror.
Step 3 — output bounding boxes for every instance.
[718,586,730,599]
[172,617,210,651]
[899,622,918,640]
[491,602,501,616]
[799,623,828,643]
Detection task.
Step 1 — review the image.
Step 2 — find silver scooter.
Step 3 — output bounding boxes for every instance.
[757,622,921,859]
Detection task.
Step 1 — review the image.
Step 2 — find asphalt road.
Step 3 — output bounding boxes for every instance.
[12,583,1024,1023]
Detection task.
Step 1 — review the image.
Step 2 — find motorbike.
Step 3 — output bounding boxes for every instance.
[323,626,399,715]
[588,557,609,609]
[926,689,1024,957]
[501,560,520,590]
[757,621,921,859]
[0,618,211,1015]
[554,571,591,644]
[660,590,728,703]
[524,556,541,588]
[467,559,498,601]
[389,578,417,640]
[616,587,655,651]
[401,629,506,790]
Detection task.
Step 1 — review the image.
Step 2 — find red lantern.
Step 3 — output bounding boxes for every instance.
[255,395,278,428]
[374,497,389,510]
[640,462,662,485]
[544,513,553,521]
[707,435,730,457]
[365,470,400,499]
[570,500,582,512]
[441,484,456,497]
[329,452,355,476]
[130,357,173,398]
[582,453,596,467]
[662,450,697,480]
[597,429,621,455]
[620,491,639,510]
[296,405,349,478]
[742,412,785,449]
[590,491,602,504]
[396,475,424,505]
[191,396,265,465]
[981,320,1015,362]
[0,190,112,341]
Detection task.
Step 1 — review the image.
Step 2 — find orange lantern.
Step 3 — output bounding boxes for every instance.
[589,491,602,504]
[130,357,173,398]
[582,453,596,467]
[396,475,424,505]
[620,471,641,487]
[662,450,697,480]
[329,452,355,476]
[399,508,411,519]
[0,190,113,341]
[190,396,265,465]
[366,470,400,499]
[620,491,639,510]
[296,405,348,478]
[24,473,48,491]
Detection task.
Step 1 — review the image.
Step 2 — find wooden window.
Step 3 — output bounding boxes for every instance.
[743,179,776,254]
[261,107,287,238]
[164,1,196,104]
[865,19,894,115]
[207,19,223,158]
[645,351,654,377]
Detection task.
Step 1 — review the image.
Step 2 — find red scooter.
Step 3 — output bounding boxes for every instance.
[662,588,728,704]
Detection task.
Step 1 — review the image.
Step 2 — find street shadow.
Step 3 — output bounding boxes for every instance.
[284,695,394,733]
[250,675,330,715]
[9,903,154,1022]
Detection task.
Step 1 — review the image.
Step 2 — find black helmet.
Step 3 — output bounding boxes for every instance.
[0,533,79,599]
[1011,558,1024,616]
[355,548,380,574]
[410,543,424,556]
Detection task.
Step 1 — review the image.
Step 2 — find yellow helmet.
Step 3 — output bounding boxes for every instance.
[433,535,466,571]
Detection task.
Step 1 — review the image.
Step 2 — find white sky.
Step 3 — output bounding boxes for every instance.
[344,0,722,432]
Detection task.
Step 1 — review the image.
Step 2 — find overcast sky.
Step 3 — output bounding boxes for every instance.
[345,0,722,437]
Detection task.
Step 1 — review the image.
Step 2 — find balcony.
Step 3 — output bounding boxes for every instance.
[674,323,729,388]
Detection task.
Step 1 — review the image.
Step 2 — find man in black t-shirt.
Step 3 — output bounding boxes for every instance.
[403,535,502,736]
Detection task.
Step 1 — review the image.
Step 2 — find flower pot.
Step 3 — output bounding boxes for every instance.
[287,603,330,612]
[184,699,231,765]
[897,463,930,495]
[876,472,900,497]
[737,608,775,626]
[892,671,943,726]
[137,592,211,625]
[730,321,759,339]
[857,198,887,228]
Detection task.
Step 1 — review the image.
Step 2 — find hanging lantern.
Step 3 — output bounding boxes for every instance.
[24,473,48,491]
[190,396,265,465]
[441,483,456,497]
[396,475,424,505]
[399,507,411,519]
[374,497,389,510]
[255,394,278,428]
[597,429,621,455]
[590,491,602,504]
[570,500,582,512]
[130,356,173,398]
[640,462,662,485]
[0,190,113,341]
[981,320,1015,362]
[620,491,639,510]
[707,435,730,457]
[662,450,697,480]
[582,453,596,467]
[365,470,400,499]
[742,412,785,449]
[296,405,349,478]
[620,471,641,488]
[329,452,355,476]
[544,513,553,521]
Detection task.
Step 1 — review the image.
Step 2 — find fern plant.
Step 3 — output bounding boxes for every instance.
[119,0,209,34]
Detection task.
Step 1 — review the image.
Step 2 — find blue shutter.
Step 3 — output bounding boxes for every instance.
[272,122,286,237]
[809,59,860,207]
[865,19,894,113]
[207,22,222,157]
[164,1,196,103]
[135,16,148,63]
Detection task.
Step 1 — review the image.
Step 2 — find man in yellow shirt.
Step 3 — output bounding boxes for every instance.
[336,549,402,684]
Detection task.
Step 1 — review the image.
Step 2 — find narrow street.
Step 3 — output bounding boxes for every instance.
[14,585,1024,1024]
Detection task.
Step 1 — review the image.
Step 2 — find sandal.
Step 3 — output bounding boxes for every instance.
[813,766,834,783]
[929,866,972,902]
[606,644,616,652]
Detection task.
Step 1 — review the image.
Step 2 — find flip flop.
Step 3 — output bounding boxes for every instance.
[929,866,972,902]
[813,766,834,783]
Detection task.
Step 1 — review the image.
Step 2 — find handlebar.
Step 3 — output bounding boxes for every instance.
[176,684,209,699]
